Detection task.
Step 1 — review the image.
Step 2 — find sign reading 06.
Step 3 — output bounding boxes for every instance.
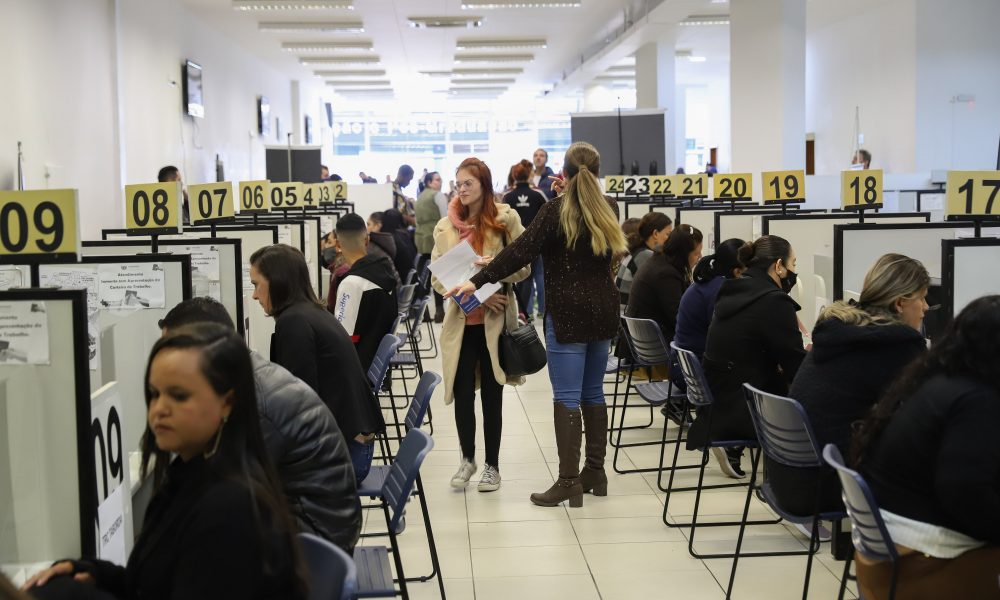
[841,169,884,211]
[604,175,625,194]
[124,182,182,234]
[269,182,303,210]
[713,173,753,202]
[762,169,806,204]
[673,173,708,198]
[239,180,270,214]
[0,189,82,261]
[945,171,1000,217]
[188,182,236,224]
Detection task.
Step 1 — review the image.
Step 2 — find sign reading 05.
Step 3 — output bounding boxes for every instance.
[945,171,1000,217]
[0,189,82,261]
[124,182,182,234]
[188,182,236,224]
[762,169,806,204]
[269,182,303,210]
[239,180,270,214]
[841,169,883,211]
[713,173,753,202]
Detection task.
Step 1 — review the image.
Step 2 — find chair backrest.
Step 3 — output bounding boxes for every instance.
[367,333,403,391]
[397,283,417,315]
[743,384,823,469]
[822,444,900,563]
[416,265,431,291]
[408,294,430,328]
[299,532,358,600]
[403,268,417,286]
[405,371,442,430]
[670,342,713,408]
[622,317,671,367]
[383,429,434,533]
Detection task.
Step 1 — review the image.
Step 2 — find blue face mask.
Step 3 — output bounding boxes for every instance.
[322,247,338,265]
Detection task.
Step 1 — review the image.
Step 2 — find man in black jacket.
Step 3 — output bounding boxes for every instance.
[333,214,399,370]
[159,298,361,553]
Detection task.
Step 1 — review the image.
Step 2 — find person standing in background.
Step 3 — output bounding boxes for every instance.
[392,165,416,226]
[158,165,190,225]
[852,149,872,169]
[503,159,547,322]
[531,148,557,199]
[416,171,448,323]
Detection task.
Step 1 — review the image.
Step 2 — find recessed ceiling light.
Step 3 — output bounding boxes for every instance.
[595,75,633,82]
[234,0,353,9]
[451,78,517,85]
[419,70,454,78]
[333,88,394,97]
[452,67,524,75]
[449,86,507,93]
[409,16,483,28]
[461,0,580,8]
[258,21,364,32]
[299,55,380,65]
[325,80,391,87]
[281,41,373,52]
[315,69,386,77]
[679,16,730,26]
[455,38,547,50]
[454,53,534,64]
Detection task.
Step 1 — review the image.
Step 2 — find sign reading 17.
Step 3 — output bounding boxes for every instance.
[946,171,1000,216]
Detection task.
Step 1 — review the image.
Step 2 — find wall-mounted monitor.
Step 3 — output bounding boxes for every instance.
[257,96,270,136]
[183,60,204,119]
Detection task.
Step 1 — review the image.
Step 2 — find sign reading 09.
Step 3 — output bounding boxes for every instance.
[0,189,81,261]
[239,180,270,214]
[762,169,806,204]
[945,171,1000,217]
[125,182,182,233]
[841,169,883,210]
[188,182,235,224]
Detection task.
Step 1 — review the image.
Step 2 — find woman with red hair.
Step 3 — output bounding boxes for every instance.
[431,157,530,492]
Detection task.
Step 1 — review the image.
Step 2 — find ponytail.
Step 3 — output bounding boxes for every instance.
[559,142,627,256]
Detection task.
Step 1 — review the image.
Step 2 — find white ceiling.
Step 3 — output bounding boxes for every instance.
[182,0,731,103]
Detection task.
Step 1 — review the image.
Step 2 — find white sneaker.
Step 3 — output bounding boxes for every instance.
[450,458,477,488]
[477,465,501,492]
[794,521,832,541]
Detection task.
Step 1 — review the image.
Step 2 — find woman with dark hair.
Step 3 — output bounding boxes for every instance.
[625,224,703,341]
[249,244,384,483]
[377,208,418,283]
[24,324,306,599]
[431,157,528,493]
[615,211,673,310]
[851,296,1000,600]
[504,159,548,322]
[687,235,806,478]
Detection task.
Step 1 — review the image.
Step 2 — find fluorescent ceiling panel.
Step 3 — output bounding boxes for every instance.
[409,16,483,28]
[281,41,373,52]
[451,78,516,85]
[452,67,524,75]
[454,53,534,63]
[300,55,380,65]
[325,80,391,86]
[455,38,547,50]
[234,0,353,9]
[679,16,730,26]
[461,1,580,8]
[315,69,386,77]
[258,21,364,32]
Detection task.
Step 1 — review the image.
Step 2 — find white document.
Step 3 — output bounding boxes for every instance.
[0,301,50,365]
[428,240,501,313]
[98,263,166,310]
[174,244,221,280]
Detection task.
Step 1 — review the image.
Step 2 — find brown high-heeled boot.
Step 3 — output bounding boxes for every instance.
[530,403,584,507]
[580,404,608,496]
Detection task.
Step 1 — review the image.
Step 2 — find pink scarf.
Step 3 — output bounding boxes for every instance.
[448,196,475,243]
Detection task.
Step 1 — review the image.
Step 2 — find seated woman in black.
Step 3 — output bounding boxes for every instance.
[688,235,806,478]
[625,224,703,342]
[768,253,929,517]
[851,296,1000,600]
[25,324,306,600]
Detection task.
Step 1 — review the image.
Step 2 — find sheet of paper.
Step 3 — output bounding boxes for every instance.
[97,263,166,310]
[0,301,50,365]
[428,240,501,313]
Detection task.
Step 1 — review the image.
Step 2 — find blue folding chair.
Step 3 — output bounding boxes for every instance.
[824,444,900,600]
[355,429,435,599]
[369,333,405,455]
[299,533,357,600]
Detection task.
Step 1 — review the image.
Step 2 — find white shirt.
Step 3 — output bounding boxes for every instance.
[880,509,986,559]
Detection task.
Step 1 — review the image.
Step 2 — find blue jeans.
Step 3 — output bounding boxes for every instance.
[527,256,545,314]
[347,438,375,484]
[544,316,611,410]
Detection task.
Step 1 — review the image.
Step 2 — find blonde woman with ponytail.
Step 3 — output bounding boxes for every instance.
[447,141,627,507]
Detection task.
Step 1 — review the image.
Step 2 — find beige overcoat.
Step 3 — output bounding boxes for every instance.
[430,203,530,405]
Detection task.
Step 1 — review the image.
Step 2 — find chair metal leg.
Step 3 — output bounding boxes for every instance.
[399,475,447,599]
[837,552,853,600]
[384,503,409,599]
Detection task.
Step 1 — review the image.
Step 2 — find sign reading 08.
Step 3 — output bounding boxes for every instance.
[945,170,1000,217]
[713,173,753,202]
[841,169,883,211]
[0,189,82,261]
[188,182,236,224]
[239,180,270,214]
[124,182,182,233]
[762,169,806,204]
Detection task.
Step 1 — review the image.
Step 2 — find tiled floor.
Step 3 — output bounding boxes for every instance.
[368,323,858,600]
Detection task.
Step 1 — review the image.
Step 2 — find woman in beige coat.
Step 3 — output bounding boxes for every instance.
[431,157,529,493]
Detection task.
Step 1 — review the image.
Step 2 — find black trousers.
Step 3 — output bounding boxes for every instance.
[453,324,503,468]
[419,253,444,314]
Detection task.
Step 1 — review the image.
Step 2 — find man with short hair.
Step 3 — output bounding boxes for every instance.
[531,148,557,199]
[852,149,872,170]
[392,164,416,226]
[158,297,361,553]
[320,164,330,180]
[333,214,399,370]
[157,165,190,224]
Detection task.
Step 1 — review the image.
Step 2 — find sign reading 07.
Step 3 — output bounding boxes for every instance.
[124,182,182,234]
[0,189,82,261]
[945,171,1000,217]
[188,182,236,224]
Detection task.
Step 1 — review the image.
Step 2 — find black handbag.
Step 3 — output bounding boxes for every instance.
[494,229,547,377]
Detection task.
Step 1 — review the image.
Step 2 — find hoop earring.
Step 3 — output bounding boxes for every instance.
[204,415,228,459]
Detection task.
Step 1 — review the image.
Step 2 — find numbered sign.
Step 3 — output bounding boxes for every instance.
[945,171,1000,217]
[301,184,321,210]
[604,175,625,195]
[269,182,302,210]
[317,182,334,205]
[631,176,652,196]
[188,182,236,224]
[675,173,709,198]
[239,180,270,214]
[762,169,806,204]
[124,182,182,234]
[649,175,674,197]
[332,180,348,203]
[713,173,753,202]
[0,189,81,262]
[841,169,884,211]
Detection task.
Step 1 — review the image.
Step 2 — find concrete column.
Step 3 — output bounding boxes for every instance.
[635,38,677,174]
[583,84,611,112]
[730,0,806,180]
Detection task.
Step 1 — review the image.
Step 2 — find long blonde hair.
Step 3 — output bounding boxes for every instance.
[819,253,930,326]
[559,142,627,256]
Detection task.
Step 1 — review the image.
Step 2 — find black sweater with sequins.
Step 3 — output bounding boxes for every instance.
[471,196,620,343]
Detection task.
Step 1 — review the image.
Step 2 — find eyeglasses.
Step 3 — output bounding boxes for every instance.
[456,179,478,190]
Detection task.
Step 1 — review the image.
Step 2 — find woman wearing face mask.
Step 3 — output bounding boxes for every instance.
[615,212,673,311]
[320,232,347,311]
[687,235,806,478]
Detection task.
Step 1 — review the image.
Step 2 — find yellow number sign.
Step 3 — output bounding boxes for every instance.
[238,180,270,214]
[841,169,883,211]
[675,173,708,198]
[332,180,348,202]
[762,169,806,204]
[270,182,302,210]
[301,184,323,210]
[0,189,81,261]
[125,182,182,233]
[604,175,625,194]
[188,182,235,224]
[649,175,673,197]
[946,171,1000,217]
[713,173,753,202]
[317,183,334,205]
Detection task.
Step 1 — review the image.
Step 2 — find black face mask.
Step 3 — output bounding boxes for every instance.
[322,247,338,266]
[780,269,798,294]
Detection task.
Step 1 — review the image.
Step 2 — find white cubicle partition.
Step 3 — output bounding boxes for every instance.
[942,238,1000,318]
[763,212,930,330]
[676,207,724,250]
[348,183,393,220]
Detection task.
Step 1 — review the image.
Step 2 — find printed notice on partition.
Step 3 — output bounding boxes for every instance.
[0,301,50,365]
[39,266,101,370]
[98,263,166,310]
[174,245,222,301]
